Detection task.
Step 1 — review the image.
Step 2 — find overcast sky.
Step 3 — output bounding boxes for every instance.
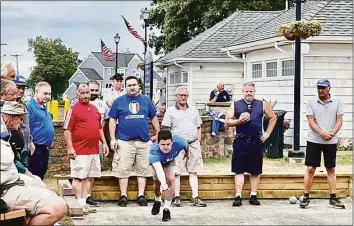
[1,1,160,78]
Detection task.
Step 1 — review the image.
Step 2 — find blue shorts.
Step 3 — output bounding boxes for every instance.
[231,138,264,175]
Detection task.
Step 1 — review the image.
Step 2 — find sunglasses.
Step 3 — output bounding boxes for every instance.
[247,104,252,113]
[90,89,99,92]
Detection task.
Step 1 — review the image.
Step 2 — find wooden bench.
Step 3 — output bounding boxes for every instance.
[0,209,26,226]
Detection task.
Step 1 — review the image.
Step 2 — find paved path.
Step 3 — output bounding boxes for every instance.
[73,198,352,225]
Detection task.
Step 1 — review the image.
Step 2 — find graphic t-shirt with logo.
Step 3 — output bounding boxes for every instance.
[109,94,157,142]
[149,136,188,165]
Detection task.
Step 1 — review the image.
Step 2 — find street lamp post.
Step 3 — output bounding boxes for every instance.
[141,7,150,95]
[288,0,306,158]
[114,33,120,75]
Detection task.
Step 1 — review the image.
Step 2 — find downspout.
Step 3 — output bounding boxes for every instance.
[274,41,293,57]
[225,49,247,85]
[174,60,187,69]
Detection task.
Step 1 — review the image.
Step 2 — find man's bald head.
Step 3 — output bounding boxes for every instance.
[76,83,90,103]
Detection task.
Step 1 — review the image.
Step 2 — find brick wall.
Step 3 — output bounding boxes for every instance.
[48,116,235,175]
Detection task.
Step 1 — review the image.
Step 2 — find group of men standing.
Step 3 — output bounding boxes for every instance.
[1,62,66,226]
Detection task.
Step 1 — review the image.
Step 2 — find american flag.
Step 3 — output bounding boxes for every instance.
[121,15,145,45]
[100,39,115,61]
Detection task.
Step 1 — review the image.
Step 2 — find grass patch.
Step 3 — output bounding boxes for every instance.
[337,154,352,165]
[203,157,230,165]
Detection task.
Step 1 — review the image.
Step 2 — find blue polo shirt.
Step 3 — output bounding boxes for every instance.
[209,89,231,102]
[27,98,54,147]
[109,94,156,142]
[149,136,188,164]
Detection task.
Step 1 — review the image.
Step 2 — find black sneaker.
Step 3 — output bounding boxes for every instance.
[136,195,148,206]
[162,208,171,221]
[151,201,161,215]
[299,196,310,209]
[249,195,261,205]
[118,195,128,207]
[86,197,99,207]
[329,198,345,209]
[232,196,242,206]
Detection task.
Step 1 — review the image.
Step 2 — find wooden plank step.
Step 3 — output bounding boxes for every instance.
[58,179,75,196]
[0,209,26,221]
[63,196,83,217]
[91,189,348,201]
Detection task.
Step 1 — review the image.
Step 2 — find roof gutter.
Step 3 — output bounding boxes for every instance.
[225,50,246,63]
[274,41,293,57]
[173,60,188,69]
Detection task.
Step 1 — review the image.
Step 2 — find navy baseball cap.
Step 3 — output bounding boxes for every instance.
[316,79,330,87]
[14,75,28,86]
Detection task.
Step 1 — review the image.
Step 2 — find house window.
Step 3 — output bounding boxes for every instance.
[118,69,125,75]
[169,71,188,85]
[252,63,262,78]
[282,59,295,76]
[182,72,188,83]
[169,73,175,85]
[107,69,111,76]
[266,61,277,77]
[175,73,181,84]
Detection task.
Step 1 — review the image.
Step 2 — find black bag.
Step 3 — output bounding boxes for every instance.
[0,199,8,214]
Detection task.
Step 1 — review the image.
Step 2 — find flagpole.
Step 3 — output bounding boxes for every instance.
[114,33,120,75]
[141,8,150,96]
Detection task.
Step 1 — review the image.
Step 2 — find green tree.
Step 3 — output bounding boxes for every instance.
[148,0,286,55]
[27,36,79,99]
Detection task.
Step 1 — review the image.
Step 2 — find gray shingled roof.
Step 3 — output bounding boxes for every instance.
[225,0,353,47]
[80,68,103,80]
[157,10,282,63]
[91,52,143,68]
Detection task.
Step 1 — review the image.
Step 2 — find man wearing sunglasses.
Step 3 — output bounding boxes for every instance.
[225,82,276,207]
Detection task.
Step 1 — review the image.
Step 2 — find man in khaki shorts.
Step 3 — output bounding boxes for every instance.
[1,101,67,226]
[64,83,109,214]
[161,86,207,207]
[109,76,160,207]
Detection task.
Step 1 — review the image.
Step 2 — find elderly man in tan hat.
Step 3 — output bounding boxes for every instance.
[1,101,67,226]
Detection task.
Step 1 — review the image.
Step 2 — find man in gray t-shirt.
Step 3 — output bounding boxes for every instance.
[300,79,345,209]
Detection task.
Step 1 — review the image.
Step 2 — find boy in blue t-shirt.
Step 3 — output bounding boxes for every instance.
[149,130,188,222]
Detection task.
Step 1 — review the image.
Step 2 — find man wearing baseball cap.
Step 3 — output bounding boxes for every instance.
[300,78,345,209]
[13,75,35,170]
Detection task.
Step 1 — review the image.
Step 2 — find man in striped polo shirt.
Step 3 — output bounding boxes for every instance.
[161,86,207,207]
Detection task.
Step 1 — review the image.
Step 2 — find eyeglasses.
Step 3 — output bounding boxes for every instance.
[90,89,99,92]
[177,94,189,98]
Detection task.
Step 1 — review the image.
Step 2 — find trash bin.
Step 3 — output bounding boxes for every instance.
[263,110,287,159]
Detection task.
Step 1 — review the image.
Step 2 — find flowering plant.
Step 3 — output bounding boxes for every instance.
[283,119,291,132]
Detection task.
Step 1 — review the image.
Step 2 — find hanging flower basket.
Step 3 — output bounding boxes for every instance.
[276,21,322,41]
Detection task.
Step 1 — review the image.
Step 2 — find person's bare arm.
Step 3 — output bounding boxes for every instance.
[152,162,169,190]
[109,118,119,149]
[99,128,109,157]
[308,115,332,140]
[107,99,114,107]
[197,127,202,141]
[151,116,160,142]
[263,101,277,134]
[225,102,248,127]
[64,130,76,159]
[330,114,343,136]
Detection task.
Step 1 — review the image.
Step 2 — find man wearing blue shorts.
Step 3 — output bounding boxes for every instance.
[225,82,276,206]
[150,130,188,222]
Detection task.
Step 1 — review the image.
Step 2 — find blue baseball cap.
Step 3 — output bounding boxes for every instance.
[316,79,330,87]
[14,75,28,86]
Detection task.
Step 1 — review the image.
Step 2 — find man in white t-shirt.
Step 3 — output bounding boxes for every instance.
[102,73,125,149]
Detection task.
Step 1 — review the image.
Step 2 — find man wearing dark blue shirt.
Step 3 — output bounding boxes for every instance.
[27,82,54,180]
[209,81,231,102]
[150,130,188,221]
[108,76,160,207]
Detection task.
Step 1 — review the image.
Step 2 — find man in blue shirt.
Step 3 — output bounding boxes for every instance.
[108,75,160,207]
[209,81,231,103]
[150,130,188,222]
[27,82,54,180]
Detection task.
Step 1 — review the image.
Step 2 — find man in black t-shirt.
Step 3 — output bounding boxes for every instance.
[209,81,231,102]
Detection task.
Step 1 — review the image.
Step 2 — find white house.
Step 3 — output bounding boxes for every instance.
[156,0,353,146]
